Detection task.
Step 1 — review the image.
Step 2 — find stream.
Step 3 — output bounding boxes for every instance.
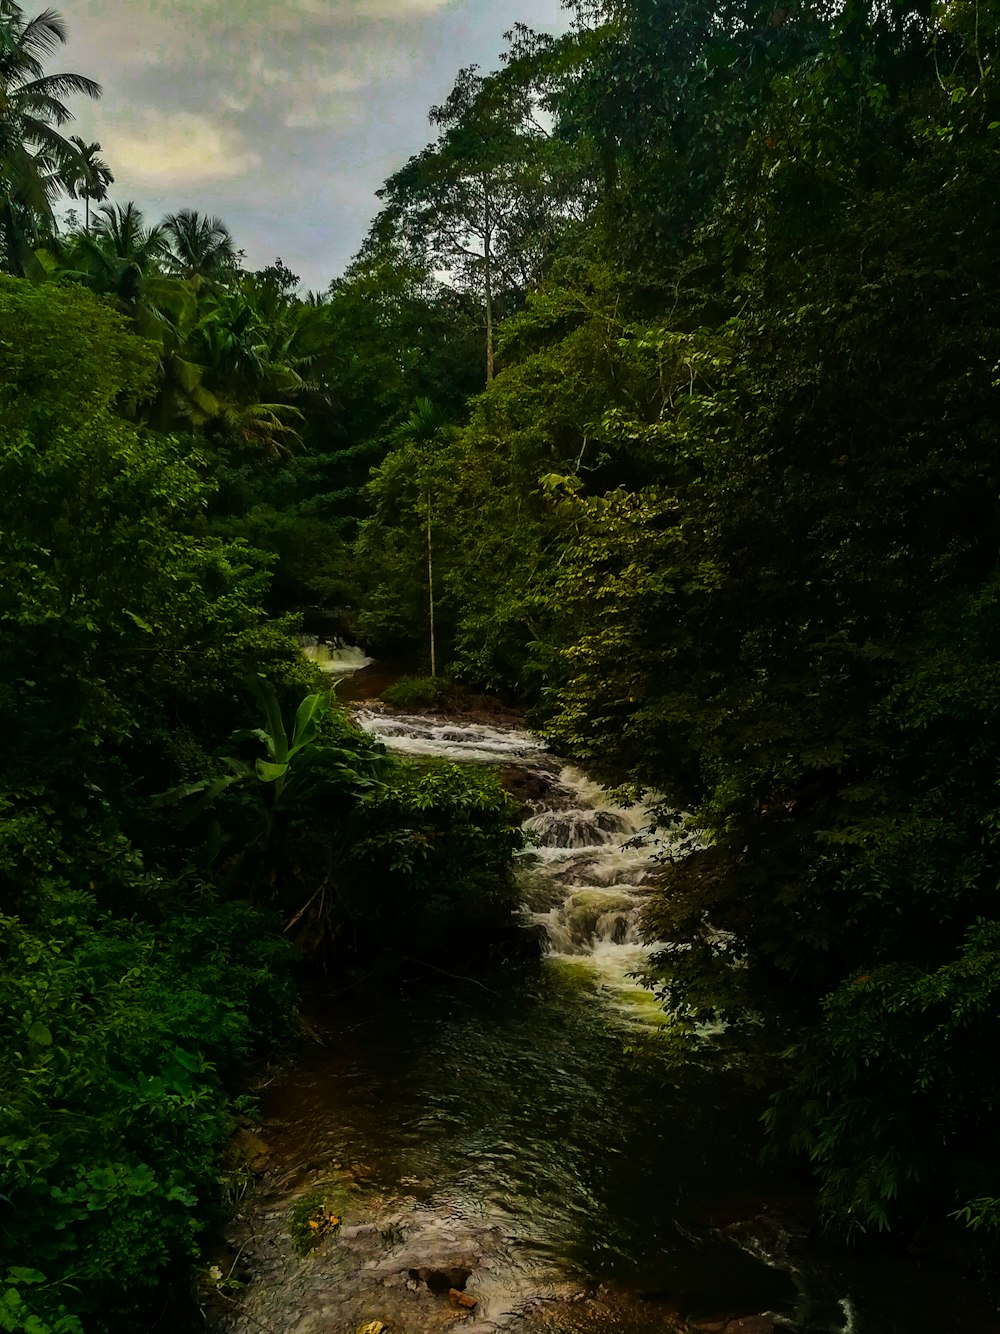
[216,658,999,1334]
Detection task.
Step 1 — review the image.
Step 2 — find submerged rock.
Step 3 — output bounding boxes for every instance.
[524,808,633,850]
[409,1265,473,1294]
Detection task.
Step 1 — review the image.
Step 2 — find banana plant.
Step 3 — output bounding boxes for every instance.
[153,679,391,881]
[236,679,331,801]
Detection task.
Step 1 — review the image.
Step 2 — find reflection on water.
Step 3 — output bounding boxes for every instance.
[263,970,796,1321]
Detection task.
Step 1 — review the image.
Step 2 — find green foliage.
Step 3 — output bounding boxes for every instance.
[0,280,309,796]
[288,1194,343,1255]
[381,675,451,710]
[0,276,157,424]
[0,272,302,1328]
[0,1269,83,1334]
[766,921,1000,1236]
[355,262,643,684]
[348,760,523,957]
[154,679,521,964]
[0,877,295,1331]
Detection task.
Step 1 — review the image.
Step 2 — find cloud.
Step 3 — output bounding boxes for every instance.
[357,0,456,14]
[228,46,409,132]
[104,111,262,186]
[62,0,571,289]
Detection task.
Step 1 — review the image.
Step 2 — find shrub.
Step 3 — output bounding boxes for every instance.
[381,675,452,710]
[0,881,295,1332]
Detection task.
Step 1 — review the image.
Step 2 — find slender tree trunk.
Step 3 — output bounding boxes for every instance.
[85,196,90,236]
[427,492,436,678]
[483,176,495,385]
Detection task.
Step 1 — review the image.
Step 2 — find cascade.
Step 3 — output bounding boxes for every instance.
[356,706,675,999]
[300,636,374,677]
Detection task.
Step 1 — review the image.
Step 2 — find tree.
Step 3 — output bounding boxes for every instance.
[162,207,237,285]
[376,51,590,384]
[73,199,168,302]
[0,0,100,273]
[64,134,113,233]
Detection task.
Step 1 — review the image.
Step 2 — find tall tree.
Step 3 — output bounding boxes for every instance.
[74,199,167,303]
[162,207,237,285]
[0,0,100,273]
[64,134,113,233]
[375,50,590,384]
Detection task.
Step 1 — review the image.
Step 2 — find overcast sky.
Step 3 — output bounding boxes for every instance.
[59,0,570,291]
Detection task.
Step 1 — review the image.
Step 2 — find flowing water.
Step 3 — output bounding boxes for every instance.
[217,684,998,1334]
[300,635,375,679]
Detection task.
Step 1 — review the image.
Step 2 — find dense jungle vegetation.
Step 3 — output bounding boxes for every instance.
[2,0,1000,1324]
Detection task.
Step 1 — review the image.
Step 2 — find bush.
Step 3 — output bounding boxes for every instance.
[346,759,523,958]
[381,675,452,709]
[0,879,295,1332]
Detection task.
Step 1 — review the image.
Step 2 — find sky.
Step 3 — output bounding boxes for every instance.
[59,0,570,291]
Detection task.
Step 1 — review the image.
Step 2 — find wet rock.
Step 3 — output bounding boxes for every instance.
[498,764,568,815]
[449,1289,478,1309]
[723,1318,774,1334]
[409,1265,472,1293]
[229,1128,269,1172]
[524,808,632,850]
[357,1323,388,1334]
[341,1223,378,1239]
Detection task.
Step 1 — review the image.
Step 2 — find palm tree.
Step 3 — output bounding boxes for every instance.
[64,135,113,233]
[0,1,101,273]
[161,208,237,285]
[74,200,167,302]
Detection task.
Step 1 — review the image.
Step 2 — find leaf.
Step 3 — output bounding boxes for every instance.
[26,1021,52,1047]
[289,691,330,754]
[250,678,288,762]
[149,779,212,808]
[256,759,288,783]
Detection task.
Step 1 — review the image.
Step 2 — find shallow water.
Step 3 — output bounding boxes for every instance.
[218,708,999,1334]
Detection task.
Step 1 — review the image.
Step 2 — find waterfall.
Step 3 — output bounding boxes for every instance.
[300,636,374,677]
[354,706,682,1009]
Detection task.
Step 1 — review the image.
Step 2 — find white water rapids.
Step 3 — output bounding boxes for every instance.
[354,706,678,1019]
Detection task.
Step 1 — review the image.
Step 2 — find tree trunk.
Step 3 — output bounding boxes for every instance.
[427,492,437,678]
[483,176,495,385]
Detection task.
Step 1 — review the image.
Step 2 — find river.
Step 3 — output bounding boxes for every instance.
[215,662,998,1334]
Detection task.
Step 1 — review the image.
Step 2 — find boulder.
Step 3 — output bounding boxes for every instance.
[408,1266,472,1294]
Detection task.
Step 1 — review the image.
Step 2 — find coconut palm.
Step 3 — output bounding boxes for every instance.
[72,201,168,303]
[64,135,113,233]
[0,0,101,273]
[161,208,237,285]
